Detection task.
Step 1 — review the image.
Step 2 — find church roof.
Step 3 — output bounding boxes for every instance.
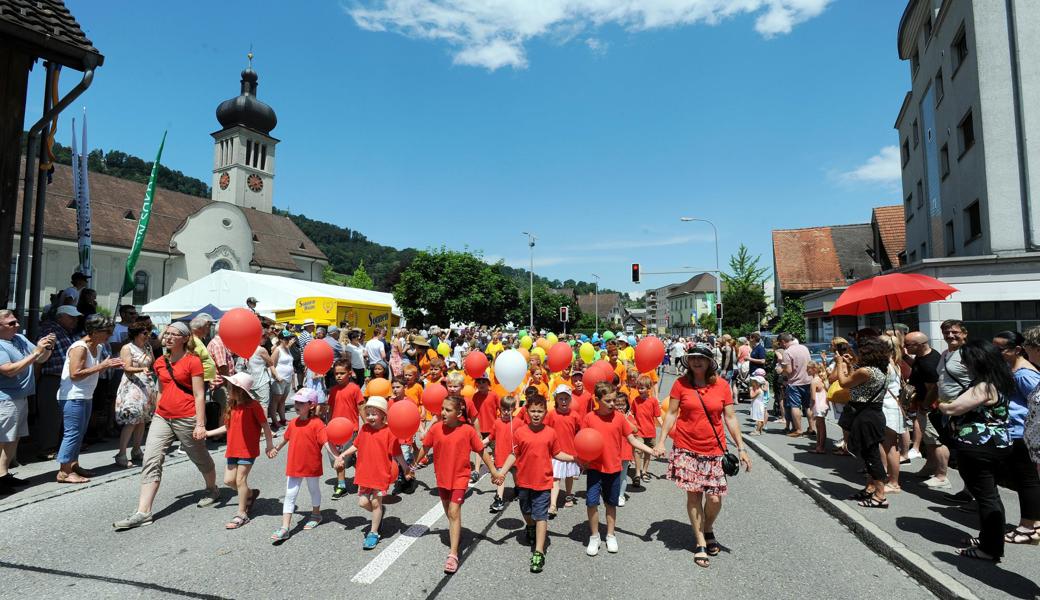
[0,0,104,69]
[15,159,326,272]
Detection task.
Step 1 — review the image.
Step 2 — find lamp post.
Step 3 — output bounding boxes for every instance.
[680,217,722,337]
[522,232,536,332]
[591,273,600,335]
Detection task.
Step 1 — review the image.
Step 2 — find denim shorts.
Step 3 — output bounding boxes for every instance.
[226,457,256,466]
[586,469,622,507]
[784,384,812,410]
[517,487,551,521]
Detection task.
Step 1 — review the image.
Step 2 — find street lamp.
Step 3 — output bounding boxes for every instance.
[680,217,722,337]
[591,273,600,335]
[522,232,536,332]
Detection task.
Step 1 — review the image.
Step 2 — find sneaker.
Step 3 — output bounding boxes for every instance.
[113,511,153,530]
[489,495,505,513]
[469,470,481,484]
[617,496,626,507]
[530,551,545,573]
[605,534,619,553]
[907,448,923,461]
[525,524,537,547]
[923,476,951,489]
[332,486,348,501]
[176,447,188,456]
[197,486,221,508]
[363,532,381,550]
[586,537,601,556]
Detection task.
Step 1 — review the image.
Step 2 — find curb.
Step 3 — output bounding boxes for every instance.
[743,435,980,600]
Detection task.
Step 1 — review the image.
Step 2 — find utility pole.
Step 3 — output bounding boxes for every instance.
[680,217,722,337]
[591,273,600,335]
[522,232,535,332]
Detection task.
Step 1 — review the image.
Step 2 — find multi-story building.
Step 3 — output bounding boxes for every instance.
[664,273,722,337]
[893,0,1040,341]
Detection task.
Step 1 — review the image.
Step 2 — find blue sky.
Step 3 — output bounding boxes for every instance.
[28,1,909,294]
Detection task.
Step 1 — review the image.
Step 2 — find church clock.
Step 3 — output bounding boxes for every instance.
[219,172,230,190]
[247,173,264,193]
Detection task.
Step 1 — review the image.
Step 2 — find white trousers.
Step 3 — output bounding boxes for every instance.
[283,476,322,514]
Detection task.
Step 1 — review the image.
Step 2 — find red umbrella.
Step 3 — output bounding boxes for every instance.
[830,273,958,316]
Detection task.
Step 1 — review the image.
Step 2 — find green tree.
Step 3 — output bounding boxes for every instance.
[517,284,583,332]
[698,312,717,335]
[393,247,520,327]
[322,264,347,286]
[345,260,374,290]
[774,297,807,342]
[721,244,768,334]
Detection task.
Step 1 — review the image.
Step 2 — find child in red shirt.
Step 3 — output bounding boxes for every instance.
[204,372,274,530]
[614,393,639,503]
[411,396,496,574]
[548,386,582,517]
[581,382,656,556]
[494,394,574,573]
[327,360,364,500]
[483,395,518,513]
[334,396,410,550]
[269,389,336,542]
[569,374,592,417]
[631,374,661,483]
[471,376,500,438]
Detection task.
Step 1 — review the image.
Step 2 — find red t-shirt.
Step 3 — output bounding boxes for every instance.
[328,382,364,424]
[581,410,635,474]
[549,409,581,456]
[620,413,637,461]
[353,424,402,491]
[225,400,267,459]
[667,377,733,456]
[284,417,328,477]
[570,390,592,417]
[471,390,500,434]
[422,421,484,489]
[487,417,516,468]
[155,354,203,419]
[512,424,561,491]
[631,396,662,438]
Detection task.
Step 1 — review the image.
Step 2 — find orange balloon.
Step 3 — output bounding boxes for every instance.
[461,384,476,399]
[536,338,552,352]
[518,347,530,362]
[367,378,391,397]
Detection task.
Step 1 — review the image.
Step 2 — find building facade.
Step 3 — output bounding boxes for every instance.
[664,273,721,337]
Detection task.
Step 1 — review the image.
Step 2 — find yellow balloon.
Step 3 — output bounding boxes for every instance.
[437,342,450,358]
[532,347,546,360]
[546,333,558,344]
[520,335,533,349]
[579,342,595,364]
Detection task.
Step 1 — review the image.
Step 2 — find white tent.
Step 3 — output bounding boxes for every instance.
[142,270,398,321]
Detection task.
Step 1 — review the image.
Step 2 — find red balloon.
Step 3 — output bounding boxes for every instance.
[388,401,421,440]
[635,337,666,373]
[574,428,604,462]
[326,417,356,446]
[464,351,489,379]
[366,377,391,397]
[422,384,448,417]
[218,308,262,358]
[547,342,573,373]
[303,341,334,374]
[582,361,614,390]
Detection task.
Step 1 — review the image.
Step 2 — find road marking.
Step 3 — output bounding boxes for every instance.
[350,500,445,584]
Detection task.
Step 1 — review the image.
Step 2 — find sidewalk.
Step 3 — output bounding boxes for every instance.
[737,402,1039,600]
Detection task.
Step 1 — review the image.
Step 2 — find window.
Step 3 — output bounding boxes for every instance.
[964,200,982,241]
[132,271,149,306]
[245,140,252,165]
[912,119,920,148]
[923,17,933,43]
[911,49,920,77]
[908,249,917,263]
[940,144,950,179]
[952,25,969,74]
[124,209,136,220]
[252,143,260,168]
[934,69,944,106]
[920,242,927,259]
[901,138,910,167]
[211,259,233,273]
[944,220,955,255]
[916,180,924,208]
[905,193,913,220]
[260,145,267,171]
[958,110,975,157]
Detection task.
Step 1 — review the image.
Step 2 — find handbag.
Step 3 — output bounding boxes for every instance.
[827,379,851,404]
[692,388,740,477]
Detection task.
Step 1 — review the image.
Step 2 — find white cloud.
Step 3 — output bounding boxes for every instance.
[840,146,902,185]
[585,37,608,55]
[347,0,833,70]
[570,234,712,251]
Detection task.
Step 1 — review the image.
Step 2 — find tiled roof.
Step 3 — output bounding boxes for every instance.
[664,273,723,297]
[576,292,619,319]
[15,159,325,271]
[773,224,879,293]
[0,0,104,68]
[872,205,906,268]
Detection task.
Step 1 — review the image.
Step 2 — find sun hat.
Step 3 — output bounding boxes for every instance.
[364,396,388,414]
[752,368,767,378]
[411,336,430,347]
[750,375,767,386]
[683,344,717,369]
[224,372,259,399]
[56,305,82,318]
[553,384,572,397]
[292,388,319,404]
[302,318,316,327]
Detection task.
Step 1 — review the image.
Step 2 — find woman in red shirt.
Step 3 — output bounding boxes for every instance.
[114,322,219,531]
[655,344,751,569]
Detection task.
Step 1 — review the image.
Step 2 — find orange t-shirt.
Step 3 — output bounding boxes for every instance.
[667,377,733,456]
[471,390,500,435]
[404,383,423,406]
[328,382,363,424]
[527,381,549,400]
[418,349,439,374]
[631,396,661,438]
[422,421,484,489]
[487,416,516,468]
[549,408,581,456]
[581,410,635,474]
[284,416,328,478]
[512,424,561,491]
[225,400,267,459]
[353,423,402,491]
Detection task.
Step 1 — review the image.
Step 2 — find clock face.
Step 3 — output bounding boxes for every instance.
[219,172,230,190]
[247,174,263,193]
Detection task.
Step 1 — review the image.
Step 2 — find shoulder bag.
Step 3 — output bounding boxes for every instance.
[692,387,740,477]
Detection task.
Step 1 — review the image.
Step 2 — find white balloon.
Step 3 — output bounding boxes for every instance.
[494,349,527,392]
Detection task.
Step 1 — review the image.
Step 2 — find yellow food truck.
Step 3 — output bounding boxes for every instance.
[275,297,398,340]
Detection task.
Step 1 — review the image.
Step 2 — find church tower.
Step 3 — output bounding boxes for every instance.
[211,54,278,213]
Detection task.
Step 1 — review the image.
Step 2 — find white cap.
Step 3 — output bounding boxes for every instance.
[553,384,572,397]
[56,306,82,318]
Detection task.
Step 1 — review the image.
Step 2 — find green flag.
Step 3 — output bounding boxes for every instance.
[121,131,166,297]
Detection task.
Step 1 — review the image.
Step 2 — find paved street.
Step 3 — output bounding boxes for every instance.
[0,394,938,600]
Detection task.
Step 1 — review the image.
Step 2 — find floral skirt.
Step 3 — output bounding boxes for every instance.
[115,375,153,426]
[667,447,728,496]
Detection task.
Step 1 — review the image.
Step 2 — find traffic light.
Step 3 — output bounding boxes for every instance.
[559,306,569,322]
[631,263,640,283]
[715,302,723,319]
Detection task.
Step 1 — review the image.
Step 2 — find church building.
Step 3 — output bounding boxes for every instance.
[14,62,328,313]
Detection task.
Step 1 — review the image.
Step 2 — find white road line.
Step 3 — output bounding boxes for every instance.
[350,500,446,584]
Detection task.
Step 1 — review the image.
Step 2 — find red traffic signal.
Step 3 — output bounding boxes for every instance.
[631,263,640,284]
[559,306,569,322]
[715,302,723,319]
